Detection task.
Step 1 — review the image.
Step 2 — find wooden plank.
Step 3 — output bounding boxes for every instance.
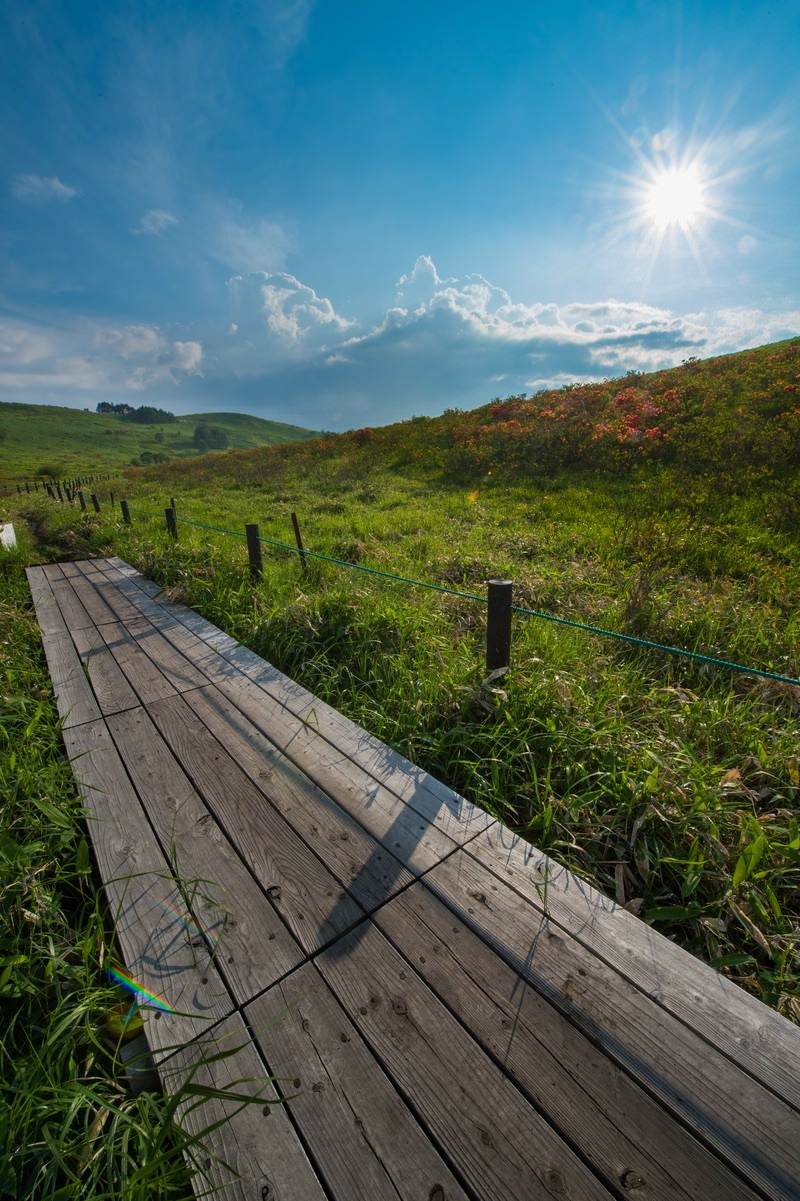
[316,922,616,1201]
[422,849,800,1201]
[375,883,760,1201]
[159,1011,327,1200]
[63,570,119,625]
[223,645,493,843]
[124,615,210,692]
[71,625,139,715]
[75,561,144,624]
[61,719,233,1059]
[26,571,101,728]
[246,962,471,1201]
[145,692,365,954]
[105,705,305,1004]
[184,684,425,906]
[468,825,800,1111]
[59,560,83,578]
[218,672,465,874]
[97,620,179,705]
[48,577,96,630]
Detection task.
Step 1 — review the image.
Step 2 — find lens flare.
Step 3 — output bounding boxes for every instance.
[108,965,176,1013]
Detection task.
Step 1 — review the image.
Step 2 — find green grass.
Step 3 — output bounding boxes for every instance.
[0,401,319,481]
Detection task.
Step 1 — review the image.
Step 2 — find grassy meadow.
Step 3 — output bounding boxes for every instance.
[1,337,799,1193]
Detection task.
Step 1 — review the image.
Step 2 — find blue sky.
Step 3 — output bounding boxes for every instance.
[1,0,799,431]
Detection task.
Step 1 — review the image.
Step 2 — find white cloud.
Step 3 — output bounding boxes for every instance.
[133,208,178,236]
[227,272,353,360]
[213,217,290,272]
[11,174,78,202]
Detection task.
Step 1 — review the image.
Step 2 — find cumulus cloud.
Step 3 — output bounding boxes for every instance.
[11,173,78,202]
[0,315,202,403]
[133,208,178,236]
[227,271,353,362]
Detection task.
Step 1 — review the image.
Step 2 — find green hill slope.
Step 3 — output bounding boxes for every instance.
[0,402,319,480]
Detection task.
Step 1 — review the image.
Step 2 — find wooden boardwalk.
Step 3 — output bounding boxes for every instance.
[27,556,800,1201]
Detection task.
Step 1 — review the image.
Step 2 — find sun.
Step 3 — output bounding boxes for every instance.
[643,164,706,230]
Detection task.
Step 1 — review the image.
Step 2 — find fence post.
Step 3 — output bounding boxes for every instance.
[291,511,308,574]
[90,493,101,513]
[55,484,64,504]
[245,523,263,581]
[170,496,177,513]
[165,506,178,540]
[78,491,87,511]
[120,499,131,525]
[46,484,54,499]
[486,579,513,673]
[110,490,115,508]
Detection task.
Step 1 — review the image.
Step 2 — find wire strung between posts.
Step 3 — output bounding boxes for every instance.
[124,504,800,689]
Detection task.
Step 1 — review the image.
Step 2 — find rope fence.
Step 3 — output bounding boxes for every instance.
[36,489,800,690]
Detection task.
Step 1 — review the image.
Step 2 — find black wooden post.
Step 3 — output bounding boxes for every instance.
[165,506,178,539]
[245,523,263,580]
[170,496,177,513]
[291,511,308,574]
[25,481,30,493]
[16,483,21,494]
[120,499,131,525]
[90,493,101,513]
[55,484,64,504]
[46,484,54,499]
[486,579,513,672]
[78,491,87,511]
[109,490,115,508]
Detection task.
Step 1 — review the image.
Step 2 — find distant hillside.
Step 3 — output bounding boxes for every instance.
[0,402,319,479]
[141,336,800,490]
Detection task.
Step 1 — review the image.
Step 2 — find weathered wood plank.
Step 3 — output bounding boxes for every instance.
[224,646,493,842]
[124,614,210,691]
[61,719,233,1059]
[105,705,305,1004]
[48,577,96,630]
[468,825,800,1111]
[104,556,164,596]
[183,685,417,911]
[75,561,144,624]
[145,692,365,953]
[97,620,179,704]
[376,883,760,1201]
[246,962,472,1201]
[196,675,459,874]
[317,922,616,1201]
[62,570,119,626]
[26,568,101,727]
[159,1011,328,1200]
[423,849,800,1201]
[71,625,139,715]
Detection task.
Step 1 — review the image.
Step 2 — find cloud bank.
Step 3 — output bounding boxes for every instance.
[1,257,798,428]
[11,174,78,202]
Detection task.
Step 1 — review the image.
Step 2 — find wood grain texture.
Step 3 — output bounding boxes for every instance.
[423,849,800,1201]
[98,620,179,704]
[160,1011,327,1200]
[247,962,471,1201]
[26,569,101,727]
[183,685,416,911]
[71,625,139,715]
[468,825,800,1111]
[124,614,209,691]
[145,692,365,953]
[375,883,760,1201]
[317,922,616,1201]
[61,719,233,1059]
[62,570,118,625]
[106,705,305,1005]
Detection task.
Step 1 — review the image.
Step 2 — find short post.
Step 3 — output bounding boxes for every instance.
[55,484,64,504]
[245,523,263,580]
[109,490,115,508]
[25,482,30,493]
[165,506,178,539]
[90,493,101,513]
[120,499,131,525]
[46,484,54,499]
[291,511,308,574]
[170,496,177,513]
[486,579,513,673]
[78,490,87,511]
[16,483,21,494]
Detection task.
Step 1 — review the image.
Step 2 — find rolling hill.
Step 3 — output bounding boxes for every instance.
[0,401,319,480]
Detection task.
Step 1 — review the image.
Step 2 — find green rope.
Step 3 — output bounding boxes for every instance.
[123,503,800,688]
